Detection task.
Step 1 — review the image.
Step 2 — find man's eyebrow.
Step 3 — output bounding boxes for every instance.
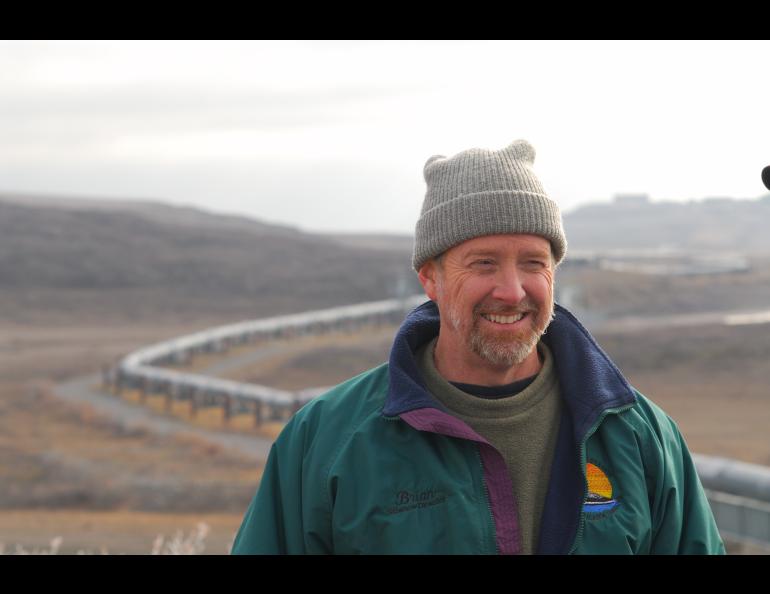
[520,250,551,259]
[463,250,498,258]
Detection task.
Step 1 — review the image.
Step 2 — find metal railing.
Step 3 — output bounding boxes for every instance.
[105,294,427,424]
[694,454,770,549]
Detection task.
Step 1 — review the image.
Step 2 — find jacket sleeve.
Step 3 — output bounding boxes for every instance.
[230,415,333,555]
[648,414,726,555]
[231,442,290,554]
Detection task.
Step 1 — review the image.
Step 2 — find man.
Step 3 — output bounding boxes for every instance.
[232,139,725,555]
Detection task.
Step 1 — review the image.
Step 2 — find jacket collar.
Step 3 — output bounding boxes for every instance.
[383,299,637,443]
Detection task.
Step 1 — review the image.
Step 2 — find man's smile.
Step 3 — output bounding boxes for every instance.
[480,312,528,325]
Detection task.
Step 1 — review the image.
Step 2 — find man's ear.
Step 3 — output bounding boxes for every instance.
[417,259,440,302]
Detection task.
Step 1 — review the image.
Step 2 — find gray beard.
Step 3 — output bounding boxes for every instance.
[445,298,554,367]
[469,317,543,367]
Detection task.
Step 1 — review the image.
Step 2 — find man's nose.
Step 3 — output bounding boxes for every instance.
[489,267,527,303]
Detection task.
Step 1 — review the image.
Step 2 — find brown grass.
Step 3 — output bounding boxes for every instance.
[222,325,396,390]
[596,322,770,466]
[0,509,243,555]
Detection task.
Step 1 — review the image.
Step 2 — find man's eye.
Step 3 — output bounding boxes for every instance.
[473,260,495,266]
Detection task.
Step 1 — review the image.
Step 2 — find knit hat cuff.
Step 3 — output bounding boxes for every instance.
[412,190,567,272]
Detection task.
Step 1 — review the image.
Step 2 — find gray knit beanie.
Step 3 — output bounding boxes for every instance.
[412,139,567,272]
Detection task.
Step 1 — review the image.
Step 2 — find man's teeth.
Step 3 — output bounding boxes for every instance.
[481,313,525,324]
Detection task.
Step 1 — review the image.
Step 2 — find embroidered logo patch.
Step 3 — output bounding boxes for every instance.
[584,463,619,515]
[383,488,448,515]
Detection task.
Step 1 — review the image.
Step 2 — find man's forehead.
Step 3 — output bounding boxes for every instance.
[452,234,551,256]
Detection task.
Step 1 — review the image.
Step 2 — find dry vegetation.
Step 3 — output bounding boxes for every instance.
[0,318,264,554]
[596,322,770,466]
[0,512,239,555]
[220,325,397,390]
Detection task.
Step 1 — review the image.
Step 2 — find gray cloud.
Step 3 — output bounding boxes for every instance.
[0,81,433,160]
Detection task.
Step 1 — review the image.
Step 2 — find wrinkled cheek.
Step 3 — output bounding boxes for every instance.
[446,302,472,333]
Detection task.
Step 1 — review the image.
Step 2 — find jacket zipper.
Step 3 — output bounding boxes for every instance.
[568,402,636,555]
[477,447,499,554]
[397,409,504,554]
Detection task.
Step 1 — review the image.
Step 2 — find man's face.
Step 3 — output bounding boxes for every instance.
[419,234,555,369]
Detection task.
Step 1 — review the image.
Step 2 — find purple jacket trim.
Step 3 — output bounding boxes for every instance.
[400,408,522,555]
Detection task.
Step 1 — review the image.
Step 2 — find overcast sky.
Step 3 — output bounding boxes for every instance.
[1,40,768,234]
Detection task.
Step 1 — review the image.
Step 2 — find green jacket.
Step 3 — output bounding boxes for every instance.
[232,300,725,554]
